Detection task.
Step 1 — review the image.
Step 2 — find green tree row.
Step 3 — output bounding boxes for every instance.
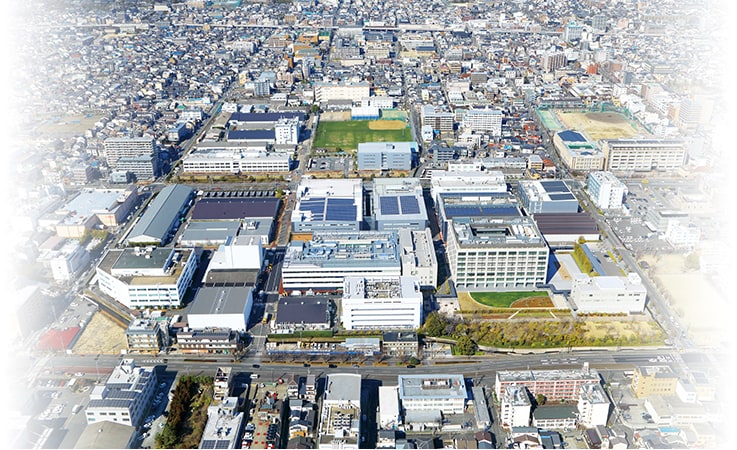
[156,375,213,449]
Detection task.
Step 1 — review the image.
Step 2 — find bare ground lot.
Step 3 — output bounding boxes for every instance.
[73,312,128,355]
[555,111,644,140]
[642,253,730,345]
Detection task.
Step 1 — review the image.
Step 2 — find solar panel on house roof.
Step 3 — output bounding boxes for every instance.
[380,196,400,215]
[399,196,420,214]
[201,440,216,449]
[216,441,231,449]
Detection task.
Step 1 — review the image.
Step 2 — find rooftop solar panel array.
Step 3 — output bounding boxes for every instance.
[325,198,357,221]
[380,196,400,215]
[541,181,570,192]
[399,196,420,214]
[548,193,576,201]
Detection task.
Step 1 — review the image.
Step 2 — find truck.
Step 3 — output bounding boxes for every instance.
[261,312,270,324]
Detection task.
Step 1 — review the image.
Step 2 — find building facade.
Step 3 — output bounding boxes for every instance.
[632,366,679,398]
[341,276,423,330]
[587,171,627,210]
[96,247,198,309]
[570,273,647,314]
[176,328,243,355]
[445,217,549,289]
[500,386,532,428]
[601,139,686,172]
[398,374,468,415]
[577,383,611,427]
[462,108,502,136]
[125,318,167,353]
[357,142,416,171]
[495,365,601,402]
[553,130,605,172]
[85,359,157,427]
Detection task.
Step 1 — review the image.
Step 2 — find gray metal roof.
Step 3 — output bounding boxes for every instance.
[127,184,194,244]
[188,286,252,315]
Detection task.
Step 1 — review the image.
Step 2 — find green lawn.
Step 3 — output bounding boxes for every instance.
[313,120,412,150]
[469,291,549,308]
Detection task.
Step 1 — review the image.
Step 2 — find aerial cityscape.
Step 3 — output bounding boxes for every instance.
[5,0,734,449]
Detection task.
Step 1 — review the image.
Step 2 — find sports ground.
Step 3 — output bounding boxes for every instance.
[313,110,413,150]
[537,108,646,141]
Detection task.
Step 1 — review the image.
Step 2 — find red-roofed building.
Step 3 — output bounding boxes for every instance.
[36,327,81,351]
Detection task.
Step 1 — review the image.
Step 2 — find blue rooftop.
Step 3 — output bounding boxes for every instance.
[558,130,587,142]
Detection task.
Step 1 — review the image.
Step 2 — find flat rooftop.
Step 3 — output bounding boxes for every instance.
[519,180,577,203]
[324,374,361,404]
[188,286,252,315]
[191,197,280,220]
[451,217,545,246]
[284,231,400,268]
[398,374,467,400]
[439,192,521,219]
[496,367,600,384]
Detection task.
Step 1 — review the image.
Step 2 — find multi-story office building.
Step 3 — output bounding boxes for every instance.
[176,328,243,355]
[421,105,455,137]
[587,171,627,210]
[38,239,91,282]
[429,169,507,204]
[500,386,532,428]
[319,374,362,449]
[553,130,604,172]
[125,318,167,353]
[291,179,363,233]
[517,180,579,214]
[577,383,611,427]
[570,273,647,314]
[398,374,468,415]
[372,178,428,232]
[85,359,157,427]
[314,82,370,103]
[397,228,437,288]
[357,141,416,171]
[462,108,502,136]
[281,231,401,291]
[341,276,422,330]
[601,139,686,172]
[182,145,291,173]
[632,366,679,398]
[495,365,601,402]
[96,247,198,309]
[445,217,549,289]
[274,117,300,145]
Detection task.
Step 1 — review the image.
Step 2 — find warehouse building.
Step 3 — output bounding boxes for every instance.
[570,273,647,314]
[187,286,254,331]
[125,184,194,246]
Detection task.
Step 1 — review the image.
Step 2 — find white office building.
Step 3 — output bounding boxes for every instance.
[274,117,300,145]
[429,169,507,204]
[398,228,438,288]
[282,231,401,291]
[398,374,468,415]
[500,386,532,428]
[182,145,291,173]
[357,141,417,171]
[291,178,363,233]
[85,359,156,427]
[38,239,91,283]
[577,383,611,428]
[462,108,502,136]
[319,374,362,449]
[570,273,647,314]
[378,386,401,430]
[341,276,422,330]
[446,217,549,289]
[587,171,627,210]
[199,397,245,449]
[314,82,370,103]
[95,247,198,309]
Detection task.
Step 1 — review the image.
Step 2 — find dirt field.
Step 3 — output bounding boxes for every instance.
[368,119,407,130]
[556,111,644,140]
[643,254,730,345]
[35,112,107,138]
[320,111,351,121]
[73,312,128,355]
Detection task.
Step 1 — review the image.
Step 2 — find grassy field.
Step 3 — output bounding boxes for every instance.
[467,291,551,308]
[313,120,412,150]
